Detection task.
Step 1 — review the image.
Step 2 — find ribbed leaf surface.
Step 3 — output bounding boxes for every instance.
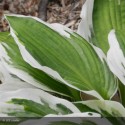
[5,15,117,99]
[78,0,125,53]
[0,32,80,100]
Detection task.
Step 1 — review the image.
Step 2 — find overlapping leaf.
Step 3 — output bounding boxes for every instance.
[0,32,80,100]
[107,29,125,106]
[75,100,125,117]
[0,88,81,117]
[78,0,125,53]
[75,100,125,124]
[108,30,125,85]
[0,58,35,93]
[5,15,117,99]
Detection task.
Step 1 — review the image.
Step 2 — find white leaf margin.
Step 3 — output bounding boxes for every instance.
[0,88,81,117]
[77,0,108,63]
[0,59,35,92]
[0,102,24,117]
[4,14,114,100]
[75,100,125,117]
[77,0,94,41]
[0,43,60,94]
[107,29,125,86]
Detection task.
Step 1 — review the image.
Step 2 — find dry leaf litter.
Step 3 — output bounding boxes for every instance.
[0,0,85,31]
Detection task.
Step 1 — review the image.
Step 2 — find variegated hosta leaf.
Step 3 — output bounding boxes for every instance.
[107,30,125,106]
[75,100,125,117]
[78,0,125,53]
[20,100,125,125]
[0,59,35,92]
[0,32,80,100]
[0,88,81,117]
[74,100,125,124]
[119,82,125,107]
[107,30,125,86]
[5,15,117,99]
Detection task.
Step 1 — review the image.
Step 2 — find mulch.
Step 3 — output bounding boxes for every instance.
[0,0,85,32]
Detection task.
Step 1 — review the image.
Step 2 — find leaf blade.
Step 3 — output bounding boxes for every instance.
[5,15,117,99]
[0,32,81,100]
[78,0,125,53]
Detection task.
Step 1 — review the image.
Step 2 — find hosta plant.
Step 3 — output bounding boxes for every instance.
[0,0,125,124]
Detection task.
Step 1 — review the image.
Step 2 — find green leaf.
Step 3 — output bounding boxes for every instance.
[75,100,125,124]
[0,55,35,92]
[0,88,81,117]
[9,99,58,116]
[107,30,125,86]
[0,32,80,101]
[107,29,125,106]
[75,100,125,117]
[5,15,117,99]
[78,0,125,53]
[119,81,125,107]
